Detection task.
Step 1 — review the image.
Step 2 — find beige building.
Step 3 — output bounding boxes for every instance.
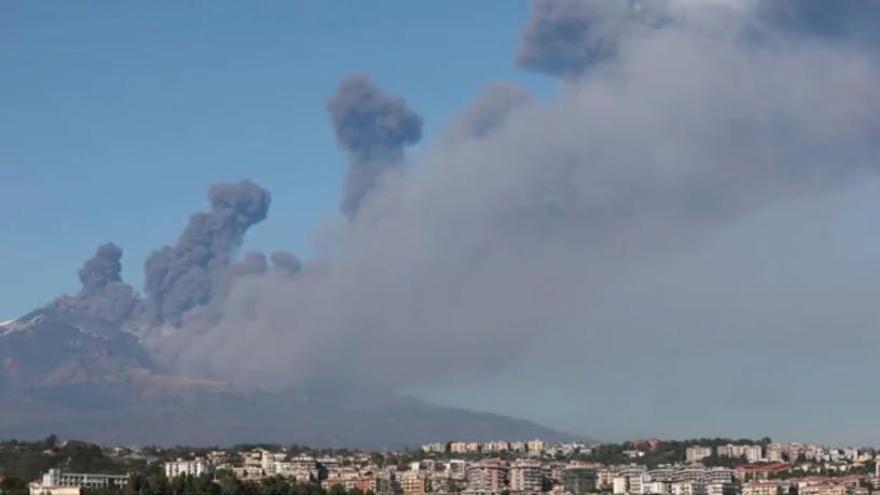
[510,459,544,493]
[686,447,713,463]
[399,471,429,495]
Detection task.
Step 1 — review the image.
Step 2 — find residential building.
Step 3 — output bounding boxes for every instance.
[466,460,509,495]
[527,440,546,453]
[165,458,213,479]
[705,483,739,495]
[29,469,128,495]
[447,460,468,480]
[643,481,670,494]
[703,468,734,484]
[510,460,544,494]
[741,482,780,495]
[399,471,429,495]
[686,447,713,464]
[743,446,764,464]
[561,468,597,495]
[451,442,481,455]
[671,482,706,495]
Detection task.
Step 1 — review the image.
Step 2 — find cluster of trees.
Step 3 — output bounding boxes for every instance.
[0,436,142,495]
[82,473,375,495]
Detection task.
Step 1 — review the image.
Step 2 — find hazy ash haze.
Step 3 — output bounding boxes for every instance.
[3,0,880,445]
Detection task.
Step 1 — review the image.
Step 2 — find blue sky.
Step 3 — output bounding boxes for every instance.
[5,1,880,446]
[0,0,552,318]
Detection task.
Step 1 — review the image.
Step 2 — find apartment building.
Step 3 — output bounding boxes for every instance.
[686,447,713,464]
[466,460,509,495]
[164,458,213,478]
[29,469,128,495]
[509,460,544,494]
[561,468,597,495]
[398,471,429,495]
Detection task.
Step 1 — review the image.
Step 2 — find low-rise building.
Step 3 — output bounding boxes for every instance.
[29,469,128,495]
[686,447,713,464]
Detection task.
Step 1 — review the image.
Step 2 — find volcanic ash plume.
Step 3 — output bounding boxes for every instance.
[156,0,880,396]
[327,74,423,219]
[141,180,271,326]
[51,243,138,329]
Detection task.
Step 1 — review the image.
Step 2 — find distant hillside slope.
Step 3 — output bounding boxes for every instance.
[0,310,579,448]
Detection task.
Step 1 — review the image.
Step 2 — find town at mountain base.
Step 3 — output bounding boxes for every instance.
[0,310,577,448]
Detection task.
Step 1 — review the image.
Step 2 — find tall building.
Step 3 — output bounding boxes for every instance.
[399,471,429,495]
[509,460,544,494]
[466,460,509,495]
[743,446,763,464]
[765,444,784,463]
[562,468,597,495]
[527,440,546,453]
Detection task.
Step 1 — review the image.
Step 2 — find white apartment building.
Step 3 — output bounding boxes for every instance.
[643,481,671,494]
[649,468,675,483]
[717,445,746,459]
[717,445,763,463]
[165,458,213,478]
[613,477,629,495]
[612,467,648,495]
[703,468,734,484]
[675,466,707,484]
[743,446,763,463]
[30,469,128,495]
[671,482,706,495]
[686,447,713,463]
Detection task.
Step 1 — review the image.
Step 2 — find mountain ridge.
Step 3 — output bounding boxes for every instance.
[0,309,582,448]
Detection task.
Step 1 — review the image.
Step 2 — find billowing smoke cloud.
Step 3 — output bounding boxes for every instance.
[228,251,268,277]
[327,74,423,218]
[103,0,880,439]
[270,251,301,275]
[51,243,137,329]
[517,0,671,77]
[141,180,271,326]
[756,0,880,43]
[445,83,533,143]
